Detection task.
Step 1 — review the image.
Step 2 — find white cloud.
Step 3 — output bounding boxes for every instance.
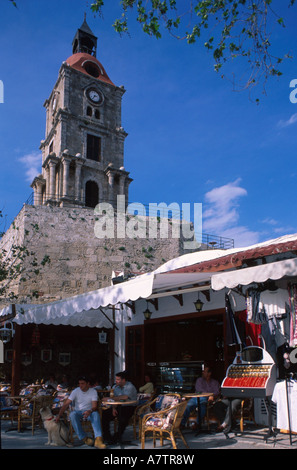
[261,217,278,226]
[18,151,42,182]
[203,179,260,248]
[277,113,297,128]
[261,218,295,236]
[219,226,260,248]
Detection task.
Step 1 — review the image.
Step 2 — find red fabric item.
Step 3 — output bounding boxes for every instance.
[246,322,262,346]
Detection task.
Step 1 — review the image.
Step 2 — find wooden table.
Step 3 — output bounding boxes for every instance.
[101,399,138,448]
[183,392,213,399]
[102,399,138,406]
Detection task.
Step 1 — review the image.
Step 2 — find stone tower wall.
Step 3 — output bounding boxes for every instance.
[0,204,194,307]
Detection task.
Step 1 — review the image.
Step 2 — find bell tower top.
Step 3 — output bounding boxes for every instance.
[31,18,132,210]
[72,14,97,57]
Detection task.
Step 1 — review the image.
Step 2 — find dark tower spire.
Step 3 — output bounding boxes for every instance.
[72,15,98,57]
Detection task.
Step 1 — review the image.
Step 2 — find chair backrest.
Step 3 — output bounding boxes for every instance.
[32,395,55,419]
[52,391,71,411]
[155,393,181,411]
[156,398,187,431]
[137,393,152,402]
[172,399,188,428]
[20,386,35,396]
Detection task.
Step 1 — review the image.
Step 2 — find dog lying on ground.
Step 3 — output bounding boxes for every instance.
[40,406,71,446]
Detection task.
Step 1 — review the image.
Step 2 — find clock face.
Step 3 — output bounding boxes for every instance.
[87,88,103,104]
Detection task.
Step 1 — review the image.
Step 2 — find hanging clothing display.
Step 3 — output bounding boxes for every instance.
[236,310,261,347]
[272,380,297,433]
[261,316,290,363]
[245,322,262,347]
[288,284,297,347]
[245,287,290,362]
[246,287,289,323]
[246,288,266,324]
[259,289,289,319]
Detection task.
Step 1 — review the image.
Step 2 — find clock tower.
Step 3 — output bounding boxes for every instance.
[31,17,132,209]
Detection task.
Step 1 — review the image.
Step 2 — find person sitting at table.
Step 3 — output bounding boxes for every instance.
[57,374,69,390]
[139,374,154,395]
[55,375,106,449]
[181,365,220,429]
[102,371,137,444]
[213,396,241,432]
[45,374,58,391]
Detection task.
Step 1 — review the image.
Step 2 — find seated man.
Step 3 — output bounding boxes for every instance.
[181,365,220,429]
[213,397,241,432]
[102,371,137,444]
[55,375,106,449]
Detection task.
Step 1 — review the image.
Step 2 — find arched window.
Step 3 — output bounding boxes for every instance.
[85,181,99,208]
[83,61,100,78]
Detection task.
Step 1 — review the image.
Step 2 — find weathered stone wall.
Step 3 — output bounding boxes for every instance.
[0,204,196,307]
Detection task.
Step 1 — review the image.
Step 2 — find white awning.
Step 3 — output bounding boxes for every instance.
[0,303,116,329]
[0,272,155,328]
[0,268,212,327]
[2,233,297,327]
[211,257,297,291]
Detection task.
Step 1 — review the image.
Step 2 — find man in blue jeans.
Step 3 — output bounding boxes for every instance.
[181,366,220,429]
[56,375,106,448]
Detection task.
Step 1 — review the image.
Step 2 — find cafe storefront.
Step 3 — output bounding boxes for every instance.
[2,233,297,408]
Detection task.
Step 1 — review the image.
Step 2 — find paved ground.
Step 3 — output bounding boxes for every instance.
[1,419,296,453]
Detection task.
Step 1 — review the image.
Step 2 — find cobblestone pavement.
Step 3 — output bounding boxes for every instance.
[1,420,296,451]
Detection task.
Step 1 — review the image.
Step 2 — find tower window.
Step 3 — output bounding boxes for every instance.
[87,106,92,117]
[94,109,100,119]
[83,61,100,78]
[85,181,99,208]
[87,134,101,162]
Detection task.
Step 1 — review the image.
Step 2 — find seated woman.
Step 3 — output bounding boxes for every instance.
[139,374,154,395]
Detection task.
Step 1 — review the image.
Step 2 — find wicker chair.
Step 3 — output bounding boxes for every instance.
[139,393,181,414]
[131,393,156,440]
[141,398,189,449]
[0,393,19,425]
[68,398,103,443]
[18,394,54,434]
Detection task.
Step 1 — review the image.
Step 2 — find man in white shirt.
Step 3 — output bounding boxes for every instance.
[56,375,106,449]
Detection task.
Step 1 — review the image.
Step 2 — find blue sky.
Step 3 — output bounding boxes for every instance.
[0,0,297,248]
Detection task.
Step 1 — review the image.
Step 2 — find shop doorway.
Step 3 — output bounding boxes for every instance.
[143,312,225,383]
[125,310,226,390]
